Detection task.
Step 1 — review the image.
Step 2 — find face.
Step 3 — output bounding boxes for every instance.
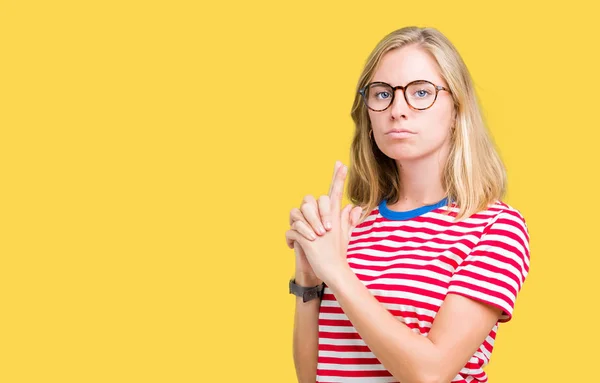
[367,45,455,164]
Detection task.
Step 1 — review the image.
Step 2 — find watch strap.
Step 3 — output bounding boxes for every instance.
[289,278,325,302]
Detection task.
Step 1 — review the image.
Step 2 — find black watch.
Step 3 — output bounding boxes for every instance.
[289,278,325,302]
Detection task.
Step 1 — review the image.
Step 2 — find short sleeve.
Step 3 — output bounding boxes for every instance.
[447,210,530,322]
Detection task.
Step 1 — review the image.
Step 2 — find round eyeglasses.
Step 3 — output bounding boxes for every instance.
[358,80,450,111]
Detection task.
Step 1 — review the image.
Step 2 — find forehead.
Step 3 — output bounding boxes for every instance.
[371,45,446,86]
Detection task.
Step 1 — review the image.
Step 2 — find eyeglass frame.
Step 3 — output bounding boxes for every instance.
[358,80,451,112]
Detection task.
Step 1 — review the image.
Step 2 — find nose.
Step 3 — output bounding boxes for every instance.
[389,88,410,119]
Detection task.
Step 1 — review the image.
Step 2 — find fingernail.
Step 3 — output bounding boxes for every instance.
[325,221,332,230]
[310,233,316,240]
[319,225,326,234]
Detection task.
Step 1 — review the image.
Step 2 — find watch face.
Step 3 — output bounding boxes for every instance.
[303,289,316,303]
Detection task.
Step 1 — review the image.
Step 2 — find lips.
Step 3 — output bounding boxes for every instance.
[385,129,415,135]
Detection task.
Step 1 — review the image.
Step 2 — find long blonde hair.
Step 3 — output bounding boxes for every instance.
[348,26,506,222]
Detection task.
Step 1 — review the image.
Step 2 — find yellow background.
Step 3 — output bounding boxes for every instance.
[1,1,598,382]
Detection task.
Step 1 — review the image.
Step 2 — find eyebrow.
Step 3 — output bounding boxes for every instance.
[370,79,439,85]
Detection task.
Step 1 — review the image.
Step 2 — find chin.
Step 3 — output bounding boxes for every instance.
[377,136,452,163]
[379,145,424,161]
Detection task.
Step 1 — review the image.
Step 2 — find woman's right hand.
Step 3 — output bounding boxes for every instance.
[287,161,364,283]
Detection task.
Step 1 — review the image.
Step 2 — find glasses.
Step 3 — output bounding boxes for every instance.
[358,80,450,111]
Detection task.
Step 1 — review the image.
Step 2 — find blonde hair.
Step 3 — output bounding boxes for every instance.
[348,26,506,222]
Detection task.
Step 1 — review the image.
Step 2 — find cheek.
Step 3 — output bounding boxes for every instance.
[422,107,453,137]
[368,111,387,130]
[425,115,452,137]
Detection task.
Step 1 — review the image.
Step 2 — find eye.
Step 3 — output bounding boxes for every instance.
[414,89,432,98]
[375,91,391,100]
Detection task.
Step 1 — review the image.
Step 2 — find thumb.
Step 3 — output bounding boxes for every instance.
[349,205,363,231]
[340,204,354,241]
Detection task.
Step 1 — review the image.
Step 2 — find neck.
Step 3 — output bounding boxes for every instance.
[392,156,447,210]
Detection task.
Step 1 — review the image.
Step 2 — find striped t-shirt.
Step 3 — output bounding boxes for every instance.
[316,198,530,383]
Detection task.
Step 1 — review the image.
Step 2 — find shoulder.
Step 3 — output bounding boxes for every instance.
[445,200,530,245]
[442,199,528,233]
[481,200,529,234]
[470,201,531,258]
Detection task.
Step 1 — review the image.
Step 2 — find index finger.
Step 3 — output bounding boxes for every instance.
[329,162,347,214]
[327,160,341,197]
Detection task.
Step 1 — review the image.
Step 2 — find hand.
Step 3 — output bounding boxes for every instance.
[286,161,362,283]
[286,161,363,248]
[286,162,363,284]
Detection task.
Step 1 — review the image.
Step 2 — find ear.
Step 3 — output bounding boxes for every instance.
[450,112,458,137]
[451,110,458,129]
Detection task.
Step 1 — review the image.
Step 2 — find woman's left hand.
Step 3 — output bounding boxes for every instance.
[285,163,362,285]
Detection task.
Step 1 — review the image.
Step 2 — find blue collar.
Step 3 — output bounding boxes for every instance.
[378,197,449,220]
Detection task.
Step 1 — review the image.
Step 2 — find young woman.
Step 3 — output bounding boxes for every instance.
[285,26,530,383]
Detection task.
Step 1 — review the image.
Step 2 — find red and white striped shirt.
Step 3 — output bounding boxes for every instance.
[317,198,530,382]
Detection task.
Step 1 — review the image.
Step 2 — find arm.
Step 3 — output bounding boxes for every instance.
[327,268,502,383]
[288,162,364,382]
[292,271,322,383]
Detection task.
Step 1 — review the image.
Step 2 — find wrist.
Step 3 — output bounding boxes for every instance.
[294,272,322,287]
[325,265,354,293]
[289,277,325,303]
